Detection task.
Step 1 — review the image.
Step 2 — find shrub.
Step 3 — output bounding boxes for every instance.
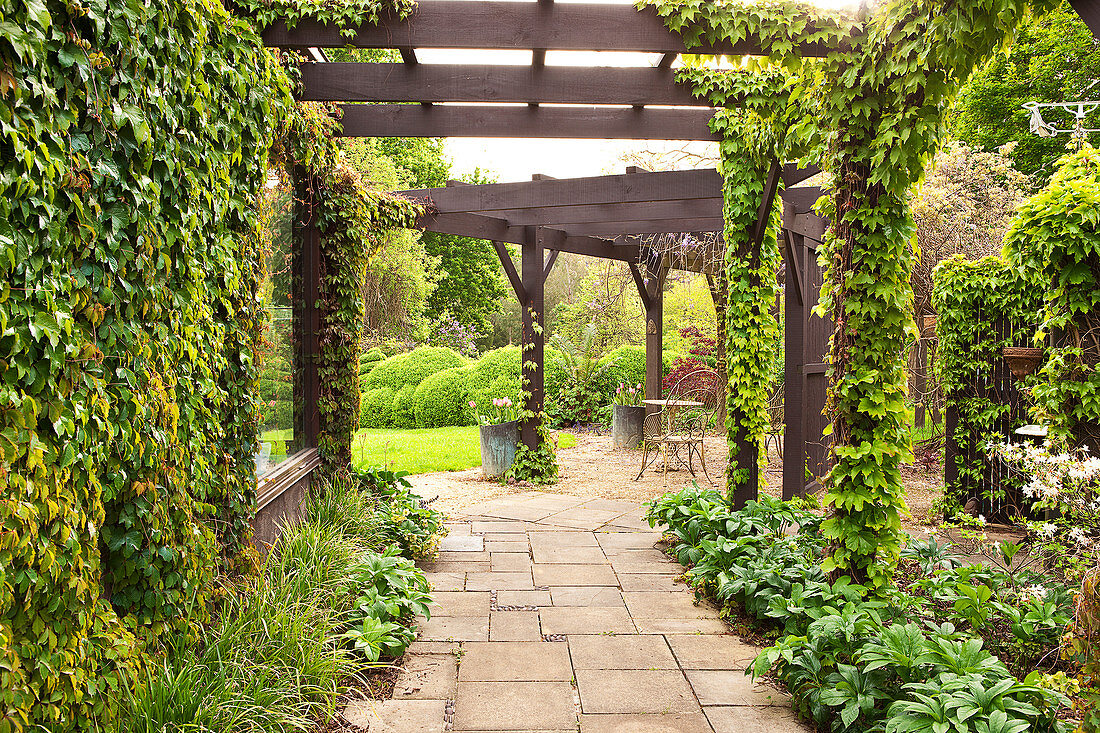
[392,384,417,429]
[257,378,292,402]
[598,345,647,398]
[413,367,475,428]
[363,347,466,392]
[360,387,396,428]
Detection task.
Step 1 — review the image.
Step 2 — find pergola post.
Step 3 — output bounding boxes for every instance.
[520,226,546,450]
[292,168,320,454]
[644,262,667,415]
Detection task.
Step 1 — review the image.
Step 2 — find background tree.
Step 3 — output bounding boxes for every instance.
[952,1,1100,182]
[422,169,507,344]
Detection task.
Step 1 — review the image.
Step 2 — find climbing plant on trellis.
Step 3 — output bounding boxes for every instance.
[648,0,1058,587]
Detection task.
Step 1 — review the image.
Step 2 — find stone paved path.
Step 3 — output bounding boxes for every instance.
[344,491,811,733]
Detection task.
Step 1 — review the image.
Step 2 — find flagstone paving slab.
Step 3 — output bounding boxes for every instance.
[428,591,490,617]
[579,713,715,733]
[343,698,446,732]
[489,611,542,641]
[548,586,624,607]
[568,634,677,669]
[417,615,489,642]
[665,634,760,670]
[490,552,533,572]
[703,705,813,732]
[538,606,635,635]
[465,571,535,591]
[533,563,617,586]
[393,654,458,699]
[531,545,608,564]
[616,574,684,591]
[621,591,719,619]
[440,535,485,552]
[458,641,573,681]
[453,681,577,731]
[686,670,792,707]
[369,492,811,733]
[497,589,551,606]
[575,669,698,714]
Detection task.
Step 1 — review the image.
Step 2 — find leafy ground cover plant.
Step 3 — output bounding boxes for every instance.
[117,473,442,732]
[645,487,1080,732]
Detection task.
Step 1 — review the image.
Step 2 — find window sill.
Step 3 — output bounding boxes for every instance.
[257,448,321,511]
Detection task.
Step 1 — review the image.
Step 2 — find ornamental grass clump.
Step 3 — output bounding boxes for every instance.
[118,473,441,732]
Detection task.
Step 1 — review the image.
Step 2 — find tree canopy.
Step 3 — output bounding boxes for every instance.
[952,1,1100,181]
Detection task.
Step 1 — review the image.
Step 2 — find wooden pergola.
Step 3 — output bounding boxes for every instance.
[262,1,836,502]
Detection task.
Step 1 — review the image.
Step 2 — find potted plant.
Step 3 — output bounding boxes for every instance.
[471,398,519,478]
[1002,346,1043,379]
[611,382,645,448]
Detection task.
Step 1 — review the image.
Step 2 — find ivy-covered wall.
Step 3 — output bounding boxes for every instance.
[1004,146,1100,452]
[932,256,1042,508]
[0,0,418,728]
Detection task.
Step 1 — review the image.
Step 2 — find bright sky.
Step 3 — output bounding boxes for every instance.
[426,0,862,181]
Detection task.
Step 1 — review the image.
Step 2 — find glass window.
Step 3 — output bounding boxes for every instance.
[255,176,299,475]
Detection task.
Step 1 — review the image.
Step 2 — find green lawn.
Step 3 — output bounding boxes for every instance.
[261,426,577,475]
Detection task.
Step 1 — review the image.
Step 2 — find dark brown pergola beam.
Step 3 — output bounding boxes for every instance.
[782,163,821,187]
[562,218,724,236]
[417,210,641,262]
[337,104,720,140]
[426,197,722,227]
[1071,0,1100,38]
[398,168,723,212]
[262,2,832,56]
[299,64,706,106]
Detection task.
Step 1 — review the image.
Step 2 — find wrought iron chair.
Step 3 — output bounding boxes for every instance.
[764,382,784,460]
[635,368,719,483]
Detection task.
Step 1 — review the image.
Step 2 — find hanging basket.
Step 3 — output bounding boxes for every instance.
[1002,347,1043,379]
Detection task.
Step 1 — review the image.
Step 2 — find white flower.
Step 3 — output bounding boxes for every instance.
[1039,523,1057,539]
[1070,527,1089,545]
[977,514,987,525]
[1021,584,1048,603]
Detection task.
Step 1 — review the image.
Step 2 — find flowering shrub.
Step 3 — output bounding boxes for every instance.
[613,383,643,406]
[430,313,481,358]
[988,440,1100,583]
[471,398,517,426]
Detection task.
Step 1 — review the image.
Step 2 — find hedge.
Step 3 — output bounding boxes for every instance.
[362,347,466,392]
[413,367,474,428]
[361,387,397,429]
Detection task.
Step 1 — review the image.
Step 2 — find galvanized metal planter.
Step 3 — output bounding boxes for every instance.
[480,420,520,478]
[611,404,645,448]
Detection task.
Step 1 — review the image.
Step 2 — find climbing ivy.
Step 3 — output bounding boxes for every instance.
[1003,146,1100,452]
[510,308,559,484]
[648,0,1058,587]
[0,0,418,728]
[931,256,1042,508]
[678,67,800,499]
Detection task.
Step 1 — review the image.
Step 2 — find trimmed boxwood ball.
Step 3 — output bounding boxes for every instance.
[597,345,647,398]
[363,346,467,392]
[361,387,396,428]
[257,378,292,402]
[392,383,418,429]
[413,366,475,428]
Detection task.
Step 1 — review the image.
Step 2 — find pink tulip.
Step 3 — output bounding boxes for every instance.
[469,401,476,408]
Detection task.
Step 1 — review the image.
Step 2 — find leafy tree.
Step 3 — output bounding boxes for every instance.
[912,141,1030,321]
[553,261,645,354]
[952,1,1100,181]
[422,169,507,339]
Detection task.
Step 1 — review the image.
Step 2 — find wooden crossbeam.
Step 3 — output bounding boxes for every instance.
[1071,0,1100,38]
[492,240,525,302]
[782,162,821,187]
[262,1,832,56]
[398,168,723,212]
[561,218,724,236]
[417,210,640,261]
[336,104,720,140]
[300,63,705,106]
[446,197,722,227]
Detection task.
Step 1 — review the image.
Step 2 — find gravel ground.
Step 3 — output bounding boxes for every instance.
[409,432,945,532]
